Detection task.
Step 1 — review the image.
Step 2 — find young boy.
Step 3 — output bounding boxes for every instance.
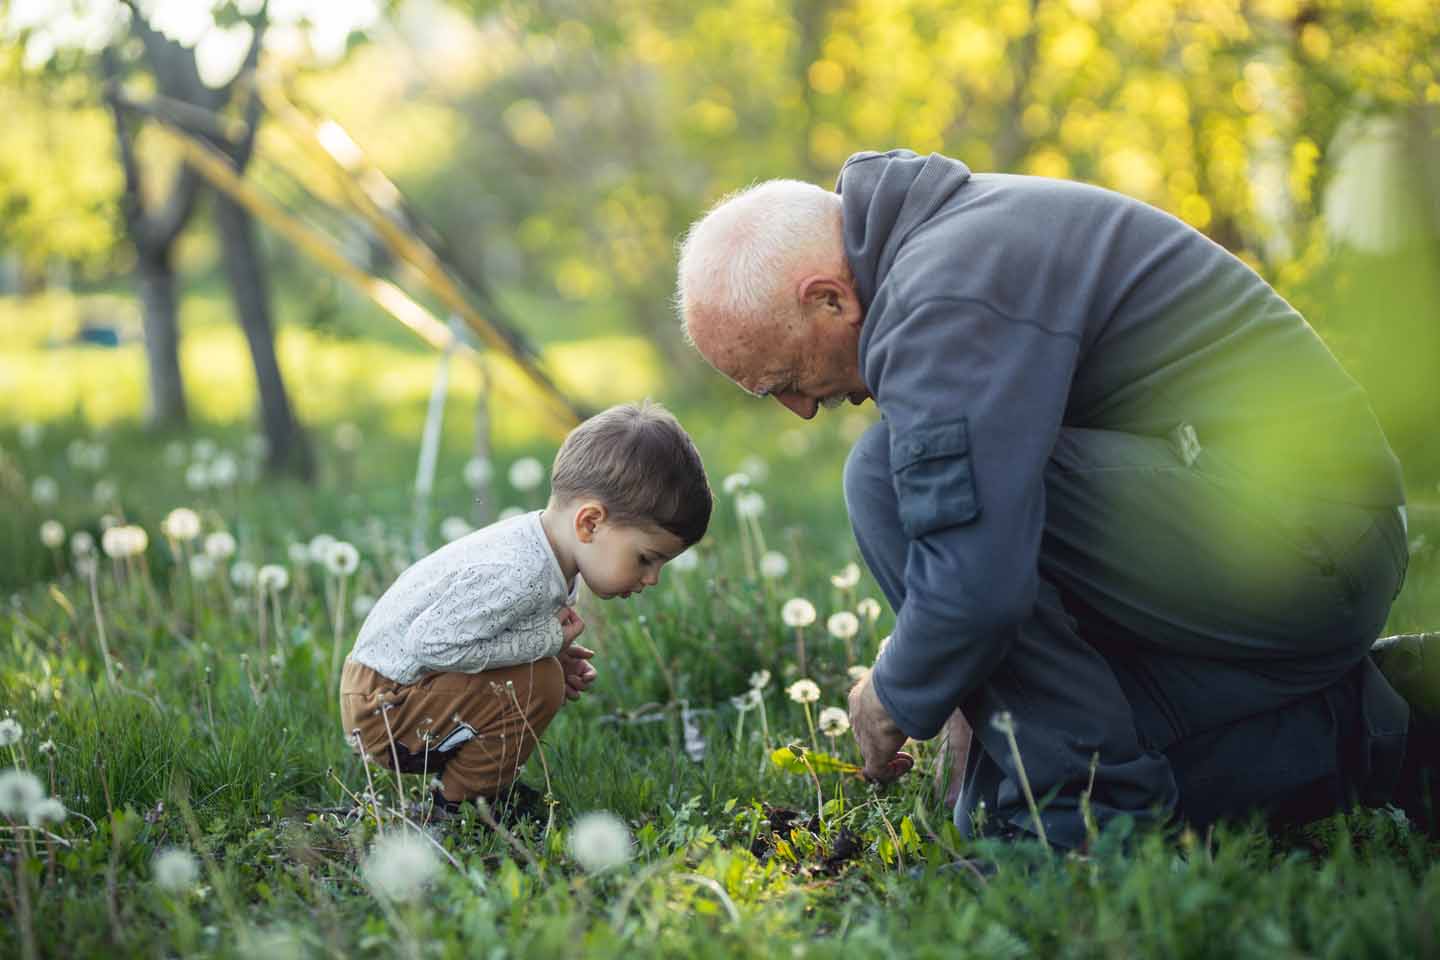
[340,401,712,814]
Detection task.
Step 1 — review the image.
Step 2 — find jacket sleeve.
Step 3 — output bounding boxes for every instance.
[406,558,565,675]
[865,296,1081,739]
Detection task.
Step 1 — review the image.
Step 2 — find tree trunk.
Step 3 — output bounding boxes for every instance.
[136,249,188,426]
[213,192,314,481]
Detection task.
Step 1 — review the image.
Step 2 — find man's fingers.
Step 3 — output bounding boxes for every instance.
[862,751,915,783]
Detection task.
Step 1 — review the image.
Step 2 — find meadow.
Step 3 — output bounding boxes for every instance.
[2,290,1438,959]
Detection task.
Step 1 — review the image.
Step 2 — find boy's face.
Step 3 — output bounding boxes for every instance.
[576,513,686,600]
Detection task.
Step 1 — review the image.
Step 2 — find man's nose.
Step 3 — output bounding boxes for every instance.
[777,392,817,419]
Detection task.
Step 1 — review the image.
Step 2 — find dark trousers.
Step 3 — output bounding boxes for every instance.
[844,422,1411,847]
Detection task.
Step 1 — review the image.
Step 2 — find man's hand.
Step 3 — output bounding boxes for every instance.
[848,672,914,782]
[557,606,585,645]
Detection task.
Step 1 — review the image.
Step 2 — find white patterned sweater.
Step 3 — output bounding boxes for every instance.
[349,510,578,685]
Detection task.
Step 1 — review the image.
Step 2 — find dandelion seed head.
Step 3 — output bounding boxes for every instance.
[737,455,770,484]
[818,706,850,737]
[70,531,95,556]
[719,474,752,499]
[856,597,882,621]
[192,438,217,462]
[285,542,309,567]
[730,689,762,711]
[749,669,771,690]
[257,564,290,592]
[207,453,238,487]
[826,611,860,640]
[161,507,202,542]
[307,534,337,565]
[325,541,359,577]
[759,551,790,579]
[363,831,440,902]
[507,457,544,492]
[0,768,45,818]
[28,796,66,826]
[846,665,870,683]
[830,562,861,590]
[786,679,821,704]
[30,475,59,506]
[781,598,817,628]
[463,456,492,490]
[568,811,633,872]
[735,491,766,518]
[37,739,54,755]
[440,516,473,542]
[101,525,147,559]
[92,479,117,504]
[184,463,209,491]
[230,561,257,589]
[39,520,65,550]
[189,554,216,582]
[204,531,237,561]
[0,717,22,746]
[152,847,201,892]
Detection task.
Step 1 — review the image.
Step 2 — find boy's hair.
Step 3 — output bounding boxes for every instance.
[549,401,713,546]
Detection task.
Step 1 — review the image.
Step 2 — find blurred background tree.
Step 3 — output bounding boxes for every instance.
[2,0,1437,481]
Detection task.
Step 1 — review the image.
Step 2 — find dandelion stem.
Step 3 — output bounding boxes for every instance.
[87,565,116,685]
[329,576,349,697]
[993,711,1050,851]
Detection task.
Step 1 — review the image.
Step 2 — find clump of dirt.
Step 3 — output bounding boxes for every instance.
[749,804,866,876]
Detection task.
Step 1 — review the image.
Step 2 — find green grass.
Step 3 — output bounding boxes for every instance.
[1,293,1438,958]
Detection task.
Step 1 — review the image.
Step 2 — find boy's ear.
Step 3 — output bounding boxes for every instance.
[574,502,607,542]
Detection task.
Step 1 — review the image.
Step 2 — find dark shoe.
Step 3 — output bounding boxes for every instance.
[1373,632,1440,836]
[482,781,547,825]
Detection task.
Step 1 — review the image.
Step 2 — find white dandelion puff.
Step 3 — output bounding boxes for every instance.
[856,597,882,621]
[818,706,850,737]
[735,491,765,518]
[189,554,216,582]
[826,611,860,640]
[721,473,750,495]
[786,679,820,704]
[152,847,201,892]
[0,769,45,818]
[92,479,117,505]
[161,508,202,542]
[40,521,65,550]
[847,665,870,683]
[781,598,816,628]
[749,669,771,690]
[70,531,95,556]
[204,531,237,561]
[730,689,762,711]
[192,438,217,462]
[30,476,59,506]
[830,563,861,590]
[257,565,290,592]
[0,717,21,746]
[207,453,238,487]
[440,516,473,542]
[27,797,66,827]
[463,456,493,490]
[568,811,633,872]
[230,561,257,589]
[307,534,336,565]
[759,551,790,579]
[362,831,440,902]
[508,457,545,492]
[737,455,770,484]
[325,541,359,577]
[184,463,209,491]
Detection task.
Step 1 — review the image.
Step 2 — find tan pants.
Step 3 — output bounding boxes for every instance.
[340,657,565,803]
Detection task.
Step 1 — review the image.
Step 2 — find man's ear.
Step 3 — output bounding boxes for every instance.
[574,502,607,542]
[799,275,860,325]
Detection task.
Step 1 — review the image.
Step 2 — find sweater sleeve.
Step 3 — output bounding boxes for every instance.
[864,296,1081,739]
[406,558,565,675]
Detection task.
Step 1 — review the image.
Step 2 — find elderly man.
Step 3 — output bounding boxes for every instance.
[677,148,1429,847]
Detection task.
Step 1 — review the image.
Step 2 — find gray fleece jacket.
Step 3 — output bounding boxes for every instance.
[839,149,1404,740]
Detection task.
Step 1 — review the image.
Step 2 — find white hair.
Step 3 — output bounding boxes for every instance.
[675,179,844,343]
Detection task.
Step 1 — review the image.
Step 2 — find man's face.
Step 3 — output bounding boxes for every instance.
[691,280,870,421]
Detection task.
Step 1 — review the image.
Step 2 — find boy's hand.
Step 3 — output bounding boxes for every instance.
[557,606,585,645]
[558,642,597,701]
